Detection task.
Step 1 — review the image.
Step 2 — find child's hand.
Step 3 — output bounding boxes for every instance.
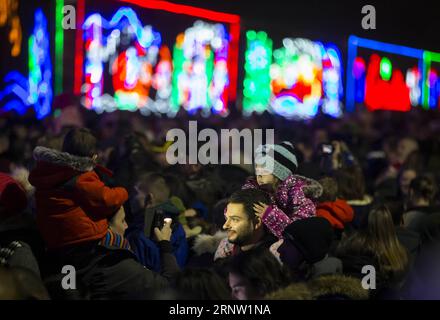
[154,218,172,241]
[253,202,269,218]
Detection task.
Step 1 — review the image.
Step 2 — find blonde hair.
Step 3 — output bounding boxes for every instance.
[367,205,408,276]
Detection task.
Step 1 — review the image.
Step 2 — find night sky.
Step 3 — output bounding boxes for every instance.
[171,0,440,52]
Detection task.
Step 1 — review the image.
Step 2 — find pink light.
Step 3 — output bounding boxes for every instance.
[74,0,240,106]
[353,57,366,79]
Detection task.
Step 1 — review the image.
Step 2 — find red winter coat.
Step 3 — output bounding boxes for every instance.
[29,146,128,250]
[316,199,354,230]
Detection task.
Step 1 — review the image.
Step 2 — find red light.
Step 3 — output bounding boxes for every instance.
[364,54,411,112]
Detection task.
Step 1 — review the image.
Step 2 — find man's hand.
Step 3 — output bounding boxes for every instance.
[253,202,269,218]
[154,218,172,242]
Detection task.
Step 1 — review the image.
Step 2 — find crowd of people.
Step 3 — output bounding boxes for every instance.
[1,96,440,300]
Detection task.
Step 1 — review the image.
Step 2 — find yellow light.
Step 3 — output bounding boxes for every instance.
[0,0,22,57]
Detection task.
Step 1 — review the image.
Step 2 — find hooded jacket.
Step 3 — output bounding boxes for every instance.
[242,175,322,238]
[29,146,128,250]
[316,199,354,230]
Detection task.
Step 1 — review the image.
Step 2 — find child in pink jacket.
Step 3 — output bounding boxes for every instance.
[244,141,323,239]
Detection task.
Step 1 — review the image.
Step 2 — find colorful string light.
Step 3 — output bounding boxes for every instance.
[75,0,240,116]
[269,37,343,119]
[171,20,230,116]
[243,33,343,119]
[82,7,164,113]
[0,8,52,119]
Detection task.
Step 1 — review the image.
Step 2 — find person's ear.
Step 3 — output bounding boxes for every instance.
[254,216,263,229]
[91,154,98,162]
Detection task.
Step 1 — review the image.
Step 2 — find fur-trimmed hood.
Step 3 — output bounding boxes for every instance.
[192,231,228,256]
[292,175,323,200]
[29,146,95,190]
[346,195,373,207]
[33,146,95,172]
[307,274,369,300]
[265,282,313,300]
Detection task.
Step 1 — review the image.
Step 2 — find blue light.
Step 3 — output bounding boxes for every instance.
[84,7,162,48]
[2,100,28,115]
[349,35,424,59]
[0,9,52,119]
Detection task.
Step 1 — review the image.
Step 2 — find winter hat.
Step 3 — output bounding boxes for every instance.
[255,141,298,181]
[0,173,28,218]
[282,217,334,264]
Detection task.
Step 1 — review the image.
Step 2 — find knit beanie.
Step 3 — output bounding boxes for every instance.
[282,217,334,264]
[255,141,298,181]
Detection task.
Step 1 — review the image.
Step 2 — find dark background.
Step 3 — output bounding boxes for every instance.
[171,0,440,52]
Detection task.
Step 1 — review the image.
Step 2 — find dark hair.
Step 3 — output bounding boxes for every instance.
[163,172,195,208]
[174,268,230,300]
[228,189,270,221]
[382,200,405,226]
[212,198,229,230]
[409,174,438,204]
[334,166,366,200]
[62,128,97,158]
[318,176,338,202]
[228,247,290,298]
[137,172,170,204]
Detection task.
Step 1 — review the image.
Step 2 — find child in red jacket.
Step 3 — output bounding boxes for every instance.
[29,128,128,250]
[316,176,354,232]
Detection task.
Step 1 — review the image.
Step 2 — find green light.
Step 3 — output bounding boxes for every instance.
[257,31,267,42]
[246,30,256,40]
[55,0,64,95]
[115,92,138,111]
[205,48,214,109]
[380,57,392,81]
[242,30,273,114]
[171,42,185,112]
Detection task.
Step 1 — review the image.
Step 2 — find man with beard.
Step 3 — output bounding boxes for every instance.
[214,189,276,261]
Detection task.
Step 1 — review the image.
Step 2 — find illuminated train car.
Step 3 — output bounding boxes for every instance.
[346,35,440,112]
[73,0,240,117]
[243,31,344,120]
